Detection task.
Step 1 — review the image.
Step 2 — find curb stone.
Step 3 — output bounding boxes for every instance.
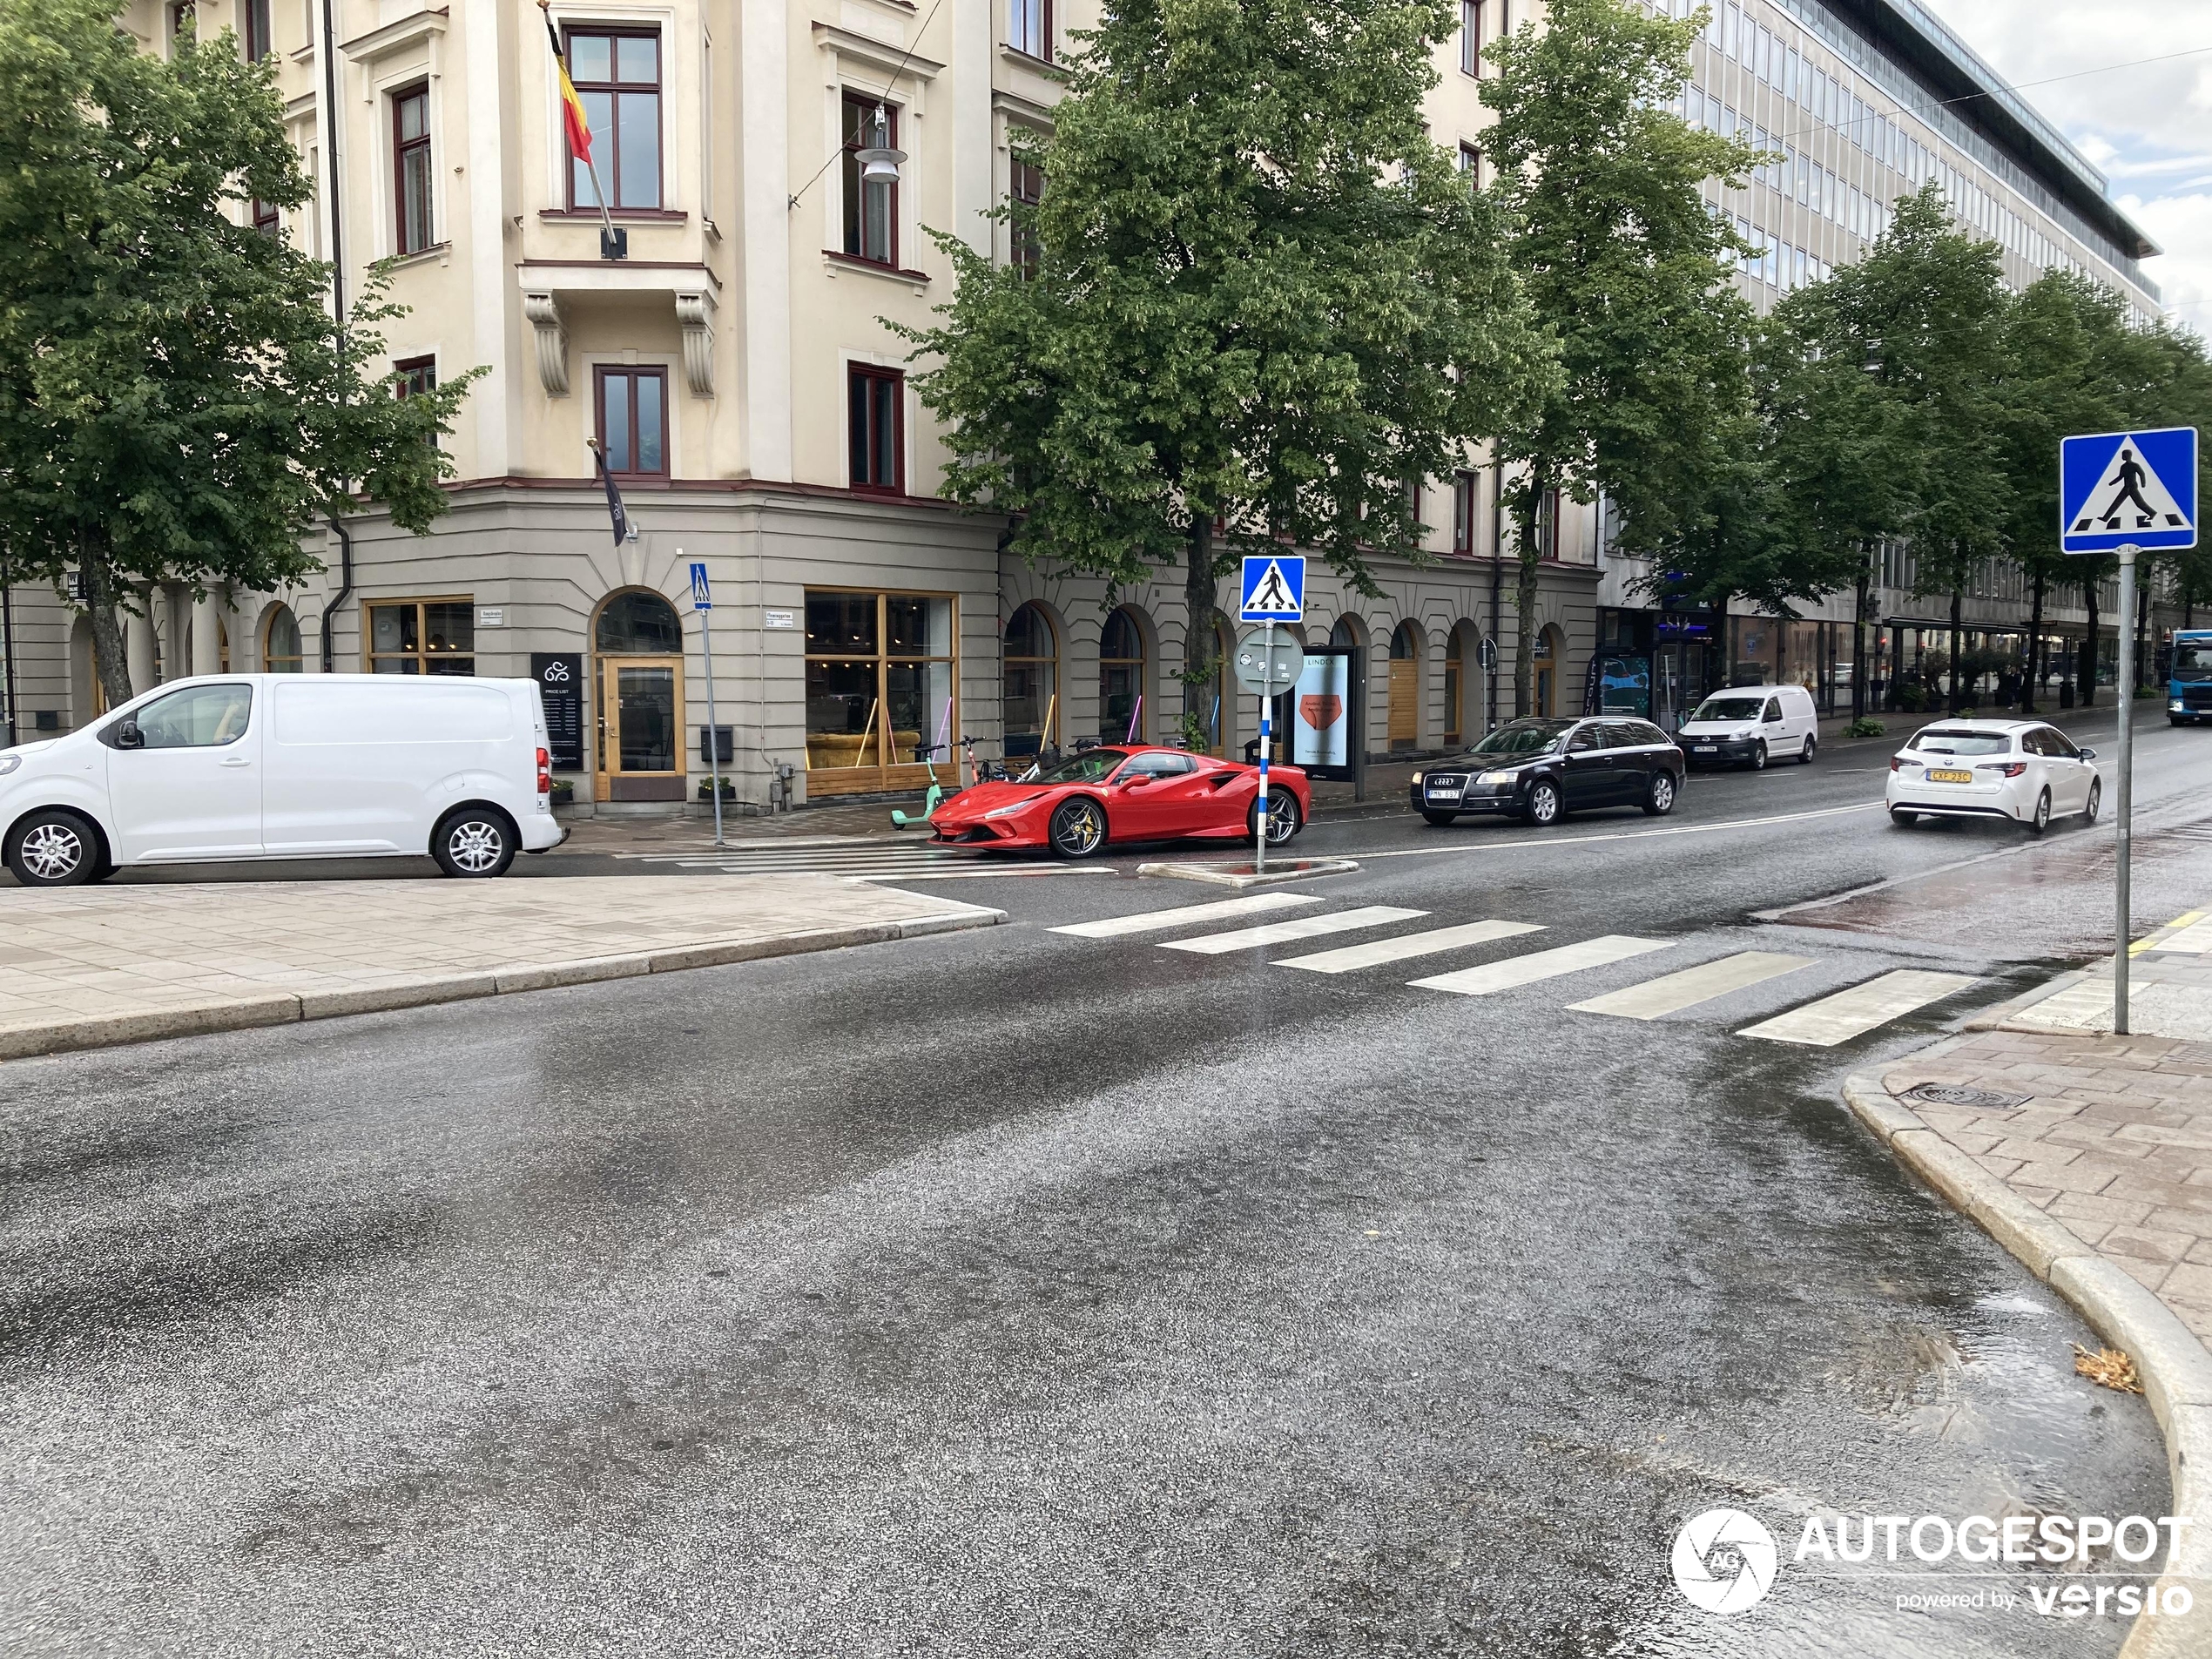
[1844,1070,2211,1656]
[0,906,1006,1063]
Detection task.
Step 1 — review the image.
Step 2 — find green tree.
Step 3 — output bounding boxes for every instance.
[1480,0,1759,714]
[0,0,480,706]
[903,0,1554,714]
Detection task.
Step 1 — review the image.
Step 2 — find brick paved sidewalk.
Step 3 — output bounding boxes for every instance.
[1875,1028,2212,1345]
[0,875,1001,1061]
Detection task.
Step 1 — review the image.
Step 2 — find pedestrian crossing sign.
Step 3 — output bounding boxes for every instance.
[2060,427,2196,553]
[1239,555,1305,622]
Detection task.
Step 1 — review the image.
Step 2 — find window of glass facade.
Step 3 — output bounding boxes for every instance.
[804,590,957,784]
[1003,604,1057,757]
[1098,607,1146,742]
[262,605,303,672]
[368,599,475,675]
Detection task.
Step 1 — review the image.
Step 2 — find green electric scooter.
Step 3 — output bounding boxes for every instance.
[890,741,948,830]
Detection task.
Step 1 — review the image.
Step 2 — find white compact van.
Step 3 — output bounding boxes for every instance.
[1677,683,1819,769]
[0,675,566,886]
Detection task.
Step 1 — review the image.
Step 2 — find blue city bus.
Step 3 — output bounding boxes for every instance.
[2174,629,2212,725]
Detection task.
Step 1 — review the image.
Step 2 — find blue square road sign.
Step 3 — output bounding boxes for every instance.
[1239,555,1305,623]
[2060,427,2196,554]
[689,561,713,610]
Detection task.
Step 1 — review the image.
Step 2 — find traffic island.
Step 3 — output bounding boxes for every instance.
[1841,954,2212,1655]
[1135,857,1359,888]
[0,876,1004,1062]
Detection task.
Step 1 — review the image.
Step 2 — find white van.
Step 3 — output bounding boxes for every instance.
[0,675,565,887]
[1677,684,1819,769]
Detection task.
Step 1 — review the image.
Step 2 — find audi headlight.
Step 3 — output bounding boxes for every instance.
[1411,772,1424,786]
[0,753,20,777]
[983,798,1037,819]
[1479,769,1519,786]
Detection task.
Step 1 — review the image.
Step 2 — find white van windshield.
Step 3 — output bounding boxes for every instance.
[1691,696,1766,723]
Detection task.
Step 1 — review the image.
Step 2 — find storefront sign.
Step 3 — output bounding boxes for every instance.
[532,652,585,772]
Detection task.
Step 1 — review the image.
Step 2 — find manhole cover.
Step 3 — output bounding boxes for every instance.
[1901,1082,2030,1111]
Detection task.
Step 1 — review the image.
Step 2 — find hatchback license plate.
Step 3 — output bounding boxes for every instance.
[1928,768,1973,784]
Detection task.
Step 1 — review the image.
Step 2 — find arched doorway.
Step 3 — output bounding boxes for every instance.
[1444,630,1464,749]
[1388,622,1422,751]
[1099,606,1147,742]
[1534,624,1563,717]
[1004,603,1058,760]
[263,605,303,672]
[594,589,686,802]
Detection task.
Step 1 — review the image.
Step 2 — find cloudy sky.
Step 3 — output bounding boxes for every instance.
[1917,0,2212,326]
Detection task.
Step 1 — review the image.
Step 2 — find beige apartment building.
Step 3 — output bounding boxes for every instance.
[3,0,1597,807]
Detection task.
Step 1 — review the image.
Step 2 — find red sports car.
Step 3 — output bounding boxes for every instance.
[928,745,1311,859]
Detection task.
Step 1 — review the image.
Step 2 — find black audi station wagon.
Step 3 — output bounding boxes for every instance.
[1409,717,1687,828]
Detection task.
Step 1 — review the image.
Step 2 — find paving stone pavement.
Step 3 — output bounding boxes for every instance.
[0,875,1000,1059]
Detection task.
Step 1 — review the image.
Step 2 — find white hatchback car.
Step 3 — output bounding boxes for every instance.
[1886,719,2101,835]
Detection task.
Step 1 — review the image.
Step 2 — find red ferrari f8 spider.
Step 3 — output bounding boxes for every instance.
[928,745,1310,859]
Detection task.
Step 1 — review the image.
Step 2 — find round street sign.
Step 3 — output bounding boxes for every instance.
[1233,628,1305,694]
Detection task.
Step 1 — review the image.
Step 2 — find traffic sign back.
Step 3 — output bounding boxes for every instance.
[1239,555,1305,622]
[2060,428,2196,553]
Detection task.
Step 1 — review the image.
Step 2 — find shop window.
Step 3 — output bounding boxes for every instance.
[804,590,956,790]
[394,84,433,255]
[1003,603,1058,758]
[566,29,662,210]
[848,365,903,493]
[841,94,899,266]
[1008,0,1051,59]
[1098,606,1147,742]
[597,366,667,478]
[368,598,475,675]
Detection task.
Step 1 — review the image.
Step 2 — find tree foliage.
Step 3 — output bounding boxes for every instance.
[1480,0,1759,713]
[903,0,1555,691]
[0,0,480,704]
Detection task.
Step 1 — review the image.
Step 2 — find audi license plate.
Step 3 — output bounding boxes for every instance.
[1928,768,1973,784]
[1427,786,1463,799]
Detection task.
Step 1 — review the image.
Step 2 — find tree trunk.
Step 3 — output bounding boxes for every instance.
[1513,471,1544,718]
[2022,570,2045,715]
[1947,583,1964,714]
[1851,549,1869,724]
[79,544,137,710]
[2081,578,2100,707]
[1184,516,1217,749]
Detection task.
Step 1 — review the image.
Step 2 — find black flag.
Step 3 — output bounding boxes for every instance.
[587,439,631,545]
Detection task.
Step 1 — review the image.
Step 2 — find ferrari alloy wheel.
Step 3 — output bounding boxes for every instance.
[1250,792,1300,846]
[1049,798,1107,859]
[1524,780,1561,827]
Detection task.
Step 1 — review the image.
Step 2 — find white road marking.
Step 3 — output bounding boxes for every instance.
[1738,969,1979,1046]
[1275,919,1545,974]
[1568,951,1815,1020]
[1359,801,1882,862]
[1050,892,1321,938]
[1160,906,1429,954]
[1410,935,1674,996]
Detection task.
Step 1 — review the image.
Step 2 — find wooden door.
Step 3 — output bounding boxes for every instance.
[1388,658,1419,749]
[596,655,687,801]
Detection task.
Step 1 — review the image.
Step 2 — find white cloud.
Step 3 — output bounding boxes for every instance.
[1917,0,2212,321]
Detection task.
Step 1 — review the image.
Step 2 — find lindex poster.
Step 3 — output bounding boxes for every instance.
[1293,655,1349,768]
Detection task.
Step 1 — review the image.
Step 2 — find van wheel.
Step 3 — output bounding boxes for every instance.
[4,809,105,887]
[1799,735,1816,764]
[432,806,517,878]
[1748,740,1769,772]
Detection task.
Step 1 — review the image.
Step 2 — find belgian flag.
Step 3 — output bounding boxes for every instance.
[540,3,592,169]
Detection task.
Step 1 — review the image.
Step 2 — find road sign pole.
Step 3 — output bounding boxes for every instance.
[2115,543,2136,1035]
[688,556,725,848]
[1257,620,1272,875]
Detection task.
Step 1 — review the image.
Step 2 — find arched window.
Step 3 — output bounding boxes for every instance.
[1003,604,1057,758]
[1388,622,1421,751]
[263,605,303,672]
[1099,606,1146,742]
[595,589,683,654]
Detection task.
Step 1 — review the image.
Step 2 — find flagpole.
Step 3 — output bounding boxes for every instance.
[539,1,625,260]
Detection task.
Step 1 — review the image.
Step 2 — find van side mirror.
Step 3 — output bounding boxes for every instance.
[114,720,143,750]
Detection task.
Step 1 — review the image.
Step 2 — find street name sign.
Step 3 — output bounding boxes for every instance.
[1239,555,1305,623]
[2060,427,2196,554]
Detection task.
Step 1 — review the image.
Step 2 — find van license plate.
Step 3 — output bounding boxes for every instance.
[1928,768,1973,784]
[1692,745,1716,752]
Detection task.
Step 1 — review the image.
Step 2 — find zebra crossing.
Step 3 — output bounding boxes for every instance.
[614,839,1106,881]
[1048,897,1979,1047]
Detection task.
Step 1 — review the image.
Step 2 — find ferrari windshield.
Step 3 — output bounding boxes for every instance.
[1027,748,1130,785]
[1467,720,1575,757]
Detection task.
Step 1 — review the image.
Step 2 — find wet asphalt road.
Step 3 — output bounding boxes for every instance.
[5,715,2212,1656]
